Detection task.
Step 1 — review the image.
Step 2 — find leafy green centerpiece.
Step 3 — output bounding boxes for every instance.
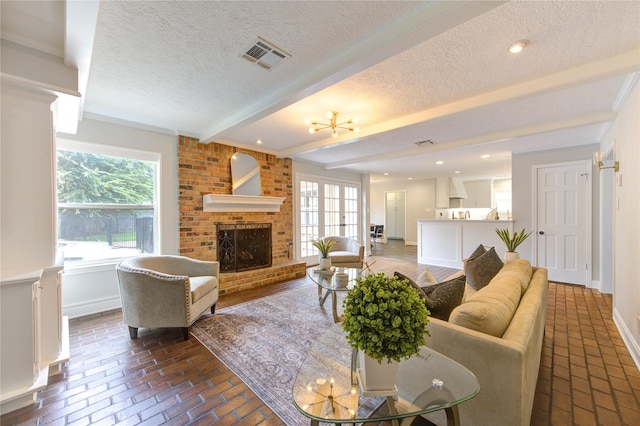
[342,272,430,363]
[495,227,532,252]
[311,237,335,259]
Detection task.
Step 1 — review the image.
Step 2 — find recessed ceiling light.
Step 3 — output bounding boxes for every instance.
[481,154,490,159]
[509,39,528,54]
[408,177,413,180]
[455,170,461,174]
[256,139,263,144]
[383,172,389,176]
[436,161,444,165]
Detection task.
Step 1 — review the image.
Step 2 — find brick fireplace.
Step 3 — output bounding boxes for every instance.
[178,136,305,294]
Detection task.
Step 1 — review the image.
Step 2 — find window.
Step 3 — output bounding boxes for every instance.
[56,142,159,264]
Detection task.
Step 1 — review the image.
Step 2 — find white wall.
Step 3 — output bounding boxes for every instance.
[57,118,179,318]
[370,178,437,245]
[511,144,601,279]
[603,78,640,367]
[1,86,58,274]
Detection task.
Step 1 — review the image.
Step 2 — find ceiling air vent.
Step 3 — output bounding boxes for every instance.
[415,139,437,146]
[241,37,290,71]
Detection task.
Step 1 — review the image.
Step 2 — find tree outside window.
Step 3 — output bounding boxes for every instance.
[57,149,157,264]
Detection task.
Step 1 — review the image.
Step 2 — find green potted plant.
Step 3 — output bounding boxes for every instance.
[312,237,335,270]
[342,272,430,392]
[495,227,532,263]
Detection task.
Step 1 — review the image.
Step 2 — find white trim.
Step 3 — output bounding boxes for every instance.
[62,295,121,319]
[202,194,285,212]
[531,160,592,287]
[613,308,640,371]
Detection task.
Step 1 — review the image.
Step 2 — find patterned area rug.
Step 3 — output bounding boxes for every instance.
[191,262,457,425]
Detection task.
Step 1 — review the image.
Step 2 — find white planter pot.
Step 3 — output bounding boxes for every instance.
[358,351,399,392]
[319,257,332,270]
[505,251,520,263]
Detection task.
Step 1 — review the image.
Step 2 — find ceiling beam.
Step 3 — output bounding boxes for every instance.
[199,1,504,143]
[279,48,640,159]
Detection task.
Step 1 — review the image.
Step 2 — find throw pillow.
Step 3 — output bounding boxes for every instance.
[416,268,437,286]
[468,244,487,261]
[465,246,503,291]
[394,271,466,321]
[422,275,466,321]
[393,271,426,301]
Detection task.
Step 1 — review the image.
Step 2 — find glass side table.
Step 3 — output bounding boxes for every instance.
[306,266,364,323]
[292,324,479,426]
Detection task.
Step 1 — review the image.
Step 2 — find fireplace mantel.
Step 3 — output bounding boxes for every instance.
[203,194,286,212]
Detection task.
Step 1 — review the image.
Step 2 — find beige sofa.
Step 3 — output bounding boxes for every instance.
[321,236,364,268]
[423,259,548,426]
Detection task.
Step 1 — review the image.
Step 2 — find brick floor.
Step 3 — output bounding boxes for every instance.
[1,278,638,425]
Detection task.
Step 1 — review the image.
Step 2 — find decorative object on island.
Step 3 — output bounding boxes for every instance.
[495,227,532,263]
[312,237,336,270]
[342,273,430,394]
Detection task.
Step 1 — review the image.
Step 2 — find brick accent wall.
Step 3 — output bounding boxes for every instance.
[178,136,305,294]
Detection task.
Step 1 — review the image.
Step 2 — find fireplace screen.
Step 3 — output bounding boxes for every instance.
[217,223,272,272]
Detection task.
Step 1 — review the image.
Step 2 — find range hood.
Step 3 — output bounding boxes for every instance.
[448,178,468,199]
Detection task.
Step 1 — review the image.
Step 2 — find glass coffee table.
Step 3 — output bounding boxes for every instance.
[292,324,479,426]
[307,266,364,323]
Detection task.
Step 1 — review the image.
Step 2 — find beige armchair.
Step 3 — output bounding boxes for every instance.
[116,255,219,340]
[321,236,364,268]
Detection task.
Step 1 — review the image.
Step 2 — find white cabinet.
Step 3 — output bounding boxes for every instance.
[436,178,449,208]
[0,266,68,415]
[462,180,492,208]
[417,219,513,268]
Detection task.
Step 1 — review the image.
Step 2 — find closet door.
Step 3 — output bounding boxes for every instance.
[385,191,406,240]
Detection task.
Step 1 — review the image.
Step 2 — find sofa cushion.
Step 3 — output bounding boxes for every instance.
[492,258,533,295]
[394,271,466,321]
[190,276,218,303]
[328,251,361,264]
[468,243,487,260]
[465,246,503,291]
[449,268,521,337]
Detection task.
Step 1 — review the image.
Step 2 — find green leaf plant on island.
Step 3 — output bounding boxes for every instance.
[341,272,430,364]
[495,227,532,253]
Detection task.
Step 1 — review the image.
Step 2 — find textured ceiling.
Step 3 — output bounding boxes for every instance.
[3,1,640,183]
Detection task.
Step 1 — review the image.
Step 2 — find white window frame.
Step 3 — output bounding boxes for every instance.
[56,139,161,267]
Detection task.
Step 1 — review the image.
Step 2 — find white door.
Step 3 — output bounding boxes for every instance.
[535,162,590,285]
[297,176,360,264]
[385,191,406,240]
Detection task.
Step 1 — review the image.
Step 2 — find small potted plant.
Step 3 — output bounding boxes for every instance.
[312,237,335,270]
[496,227,532,263]
[342,272,430,392]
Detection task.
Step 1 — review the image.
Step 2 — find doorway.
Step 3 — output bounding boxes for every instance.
[533,161,591,285]
[385,191,406,241]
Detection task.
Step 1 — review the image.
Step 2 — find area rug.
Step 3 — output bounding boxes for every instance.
[190,263,457,425]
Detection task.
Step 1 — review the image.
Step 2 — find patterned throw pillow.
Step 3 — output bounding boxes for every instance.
[422,275,466,320]
[393,271,466,320]
[465,246,504,290]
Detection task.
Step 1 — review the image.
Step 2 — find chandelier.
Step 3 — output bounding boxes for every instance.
[304,111,359,138]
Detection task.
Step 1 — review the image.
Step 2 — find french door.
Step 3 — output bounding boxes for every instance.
[297,175,360,264]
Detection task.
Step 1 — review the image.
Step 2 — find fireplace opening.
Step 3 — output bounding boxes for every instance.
[217,223,272,272]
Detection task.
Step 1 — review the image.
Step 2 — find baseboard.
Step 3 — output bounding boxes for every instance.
[613,308,640,370]
[63,296,121,319]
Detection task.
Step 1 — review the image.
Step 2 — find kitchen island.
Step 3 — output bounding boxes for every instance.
[417,219,513,268]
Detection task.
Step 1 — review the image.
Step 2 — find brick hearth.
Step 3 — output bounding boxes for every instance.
[178,136,305,294]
